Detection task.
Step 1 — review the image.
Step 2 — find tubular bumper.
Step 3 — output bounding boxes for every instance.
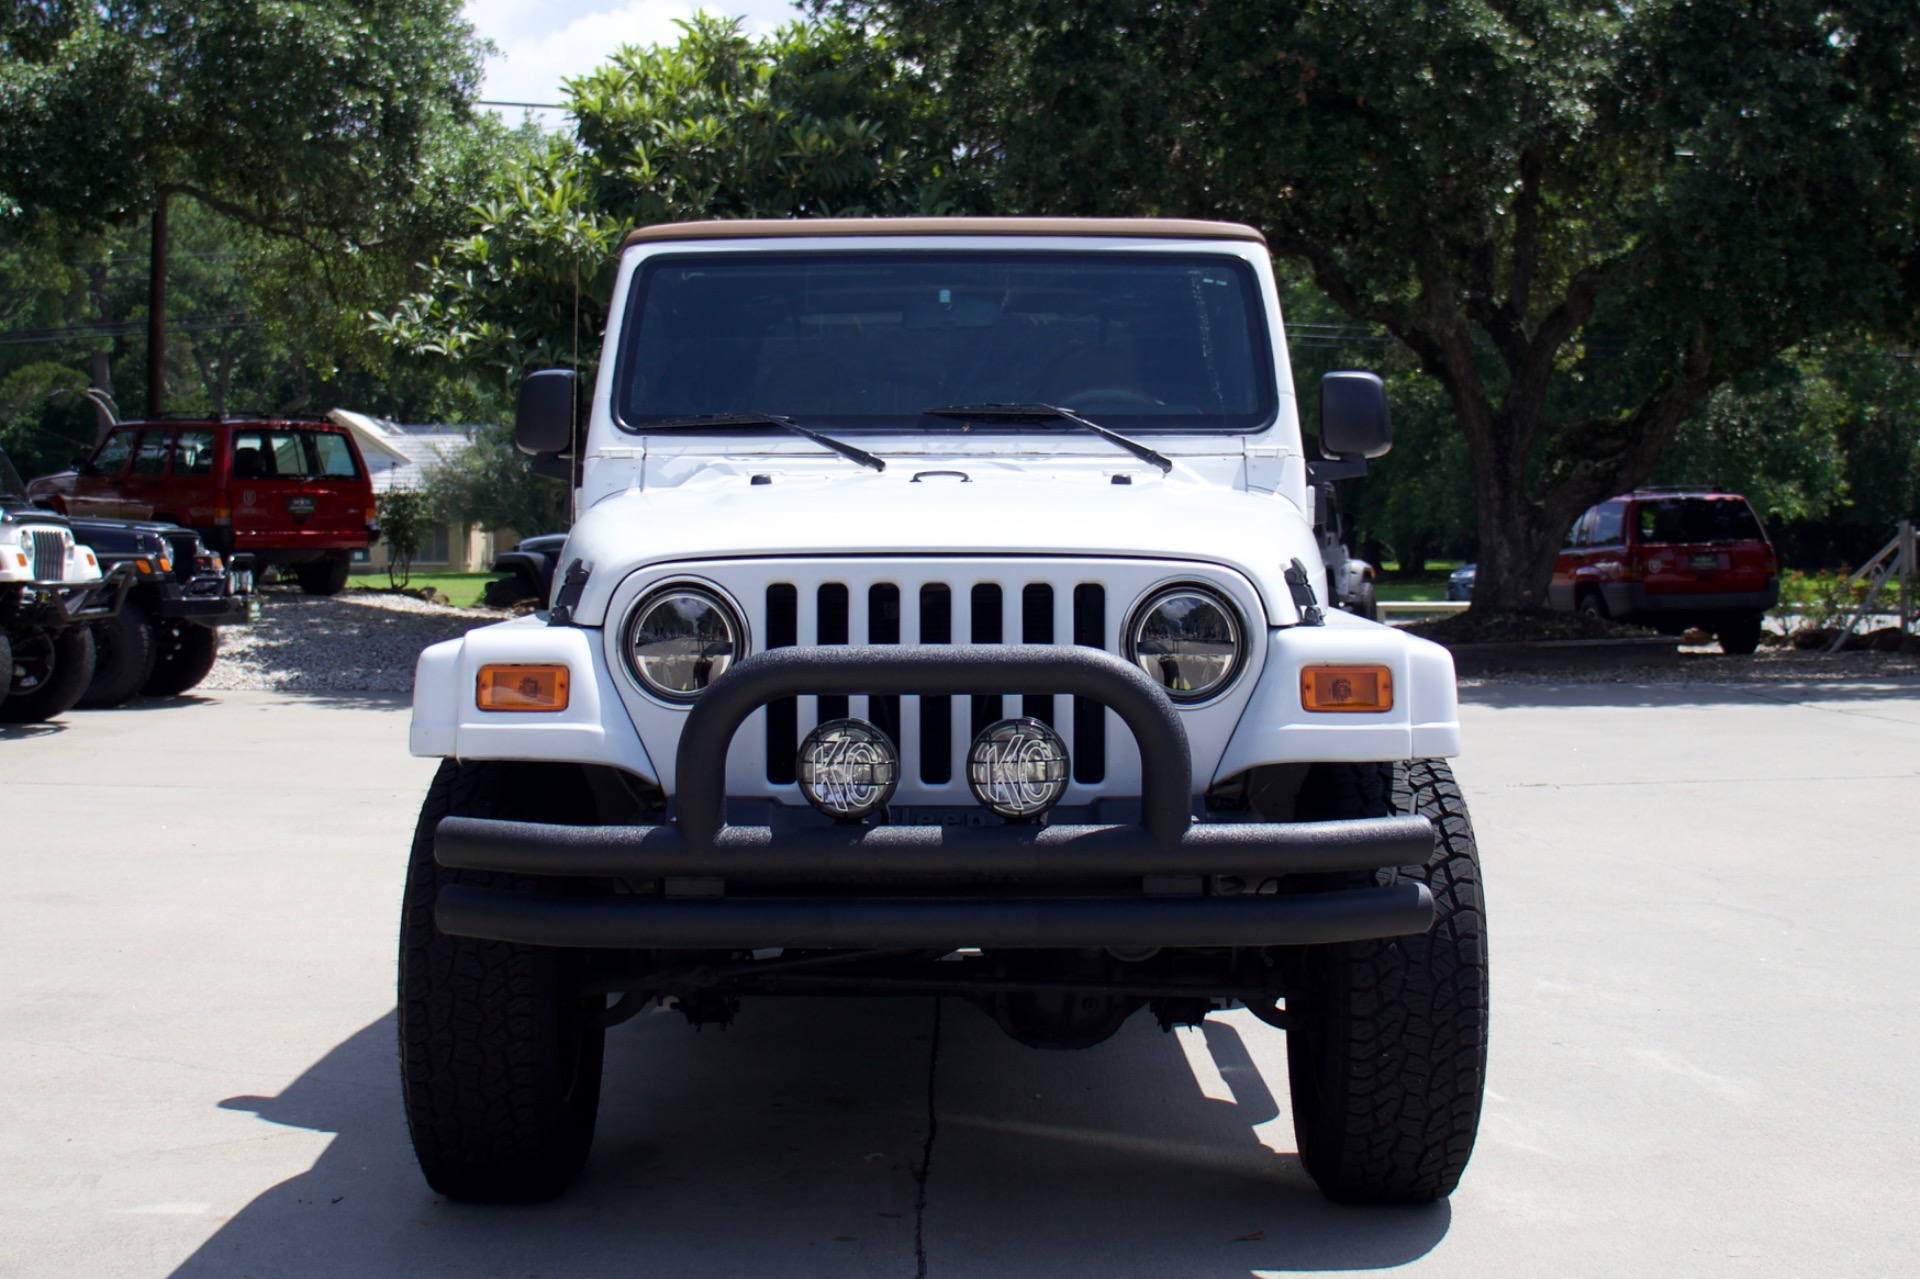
[431,645,1438,951]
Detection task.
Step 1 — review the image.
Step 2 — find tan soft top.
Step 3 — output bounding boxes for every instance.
[621,217,1265,251]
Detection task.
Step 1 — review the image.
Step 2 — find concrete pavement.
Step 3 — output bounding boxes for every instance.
[3,679,1917,1276]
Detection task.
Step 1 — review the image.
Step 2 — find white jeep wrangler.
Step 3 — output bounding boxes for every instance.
[402,218,1486,1206]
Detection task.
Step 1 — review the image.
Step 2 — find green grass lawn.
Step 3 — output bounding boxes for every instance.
[1373,561,1464,605]
[347,571,496,608]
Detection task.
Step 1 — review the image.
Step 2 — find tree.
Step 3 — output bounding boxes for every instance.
[0,0,489,414]
[423,421,565,539]
[846,0,1920,612]
[374,15,978,390]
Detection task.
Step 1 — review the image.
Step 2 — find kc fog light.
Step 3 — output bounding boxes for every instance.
[967,717,1070,820]
[797,719,899,821]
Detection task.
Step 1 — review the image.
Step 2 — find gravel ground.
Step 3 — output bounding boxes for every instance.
[205,589,1920,694]
[201,586,513,693]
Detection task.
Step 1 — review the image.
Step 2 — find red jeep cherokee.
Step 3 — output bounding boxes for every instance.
[32,418,377,595]
[1549,489,1780,654]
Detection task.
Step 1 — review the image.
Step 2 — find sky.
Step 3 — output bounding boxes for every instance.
[462,0,805,125]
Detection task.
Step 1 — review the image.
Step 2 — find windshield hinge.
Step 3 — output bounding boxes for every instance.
[548,558,592,627]
[1284,558,1325,626]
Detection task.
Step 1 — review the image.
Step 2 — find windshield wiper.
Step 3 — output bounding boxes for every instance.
[920,403,1173,475]
[640,412,885,472]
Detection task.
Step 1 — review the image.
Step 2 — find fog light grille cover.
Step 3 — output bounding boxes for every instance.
[796,719,899,821]
[967,717,1070,820]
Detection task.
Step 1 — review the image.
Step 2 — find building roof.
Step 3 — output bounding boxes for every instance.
[620,217,1266,251]
[327,410,476,494]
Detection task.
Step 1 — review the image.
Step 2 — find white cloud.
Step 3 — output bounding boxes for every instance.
[465,0,802,121]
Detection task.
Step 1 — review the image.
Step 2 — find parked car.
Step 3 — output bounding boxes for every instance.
[1,448,130,721]
[401,217,1485,1207]
[64,515,255,707]
[1313,482,1378,619]
[29,416,377,595]
[1550,489,1779,653]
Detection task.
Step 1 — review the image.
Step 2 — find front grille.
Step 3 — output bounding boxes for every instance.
[26,530,64,582]
[763,576,1110,790]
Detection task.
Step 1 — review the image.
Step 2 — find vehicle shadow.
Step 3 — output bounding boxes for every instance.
[924,1001,1449,1274]
[0,719,67,739]
[170,1000,1448,1278]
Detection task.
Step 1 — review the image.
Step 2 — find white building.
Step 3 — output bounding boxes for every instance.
[326,410,504,573]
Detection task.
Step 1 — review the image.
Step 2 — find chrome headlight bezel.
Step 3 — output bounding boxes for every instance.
[621,581,750,704]
[1123,583,1247,705]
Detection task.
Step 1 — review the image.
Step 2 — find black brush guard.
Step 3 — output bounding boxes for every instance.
[433,645,1436,951]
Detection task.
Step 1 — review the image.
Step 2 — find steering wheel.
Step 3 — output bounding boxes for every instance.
[1057,386,1163,410]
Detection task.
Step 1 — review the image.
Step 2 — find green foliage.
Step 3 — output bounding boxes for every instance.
[1655,354,1849,525]
[847,0,1920,611]
[1772,569,1876,632]
[377,488,433,588]
[422,422,564,539]
[374,15,977,388]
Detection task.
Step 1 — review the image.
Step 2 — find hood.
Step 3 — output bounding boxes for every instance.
[562,458,1317,627]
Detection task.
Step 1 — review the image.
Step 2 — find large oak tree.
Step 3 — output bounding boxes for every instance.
[0,0,487,415]
[844,0,1920,610]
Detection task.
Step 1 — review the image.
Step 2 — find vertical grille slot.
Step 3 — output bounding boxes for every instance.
[1072,583,1107,783]
[969,583,1003,739]
[919,583,952,783]
[1021,583,1054,724]
[816,584,850,723]
[867,583,901,748]
[29,531,63,582]
[764,584,799,783]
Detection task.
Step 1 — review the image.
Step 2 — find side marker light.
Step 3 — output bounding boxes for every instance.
[477,664,571,712]
[1300,665,1393,713]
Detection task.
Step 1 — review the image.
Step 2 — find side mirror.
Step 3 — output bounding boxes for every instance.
[1319,371,1392,461]
[516,369,581,458]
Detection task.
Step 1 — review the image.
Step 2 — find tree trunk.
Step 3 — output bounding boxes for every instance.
[1469,460,1563,613]
[87,264,116,442]
[146,193,169,417]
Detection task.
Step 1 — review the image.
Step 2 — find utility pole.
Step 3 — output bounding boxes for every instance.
[147,193,169,417]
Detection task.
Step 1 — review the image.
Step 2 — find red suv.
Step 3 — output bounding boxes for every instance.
[1549,489,1780,653]
[31,418,377,595]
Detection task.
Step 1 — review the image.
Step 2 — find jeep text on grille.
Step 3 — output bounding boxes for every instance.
[401,218,1489,1207]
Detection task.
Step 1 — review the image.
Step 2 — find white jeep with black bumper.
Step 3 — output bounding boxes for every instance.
[402,218,1487,1206]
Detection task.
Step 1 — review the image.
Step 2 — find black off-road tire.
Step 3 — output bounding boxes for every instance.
[0,626,96,722]
[143,621,220,696]
[1284,759,1488,1204]
[81,599,159,708]
[0,633,11,701]
[1717,612,1764,656]
[399,759,606,1202]
[296,551,352,596]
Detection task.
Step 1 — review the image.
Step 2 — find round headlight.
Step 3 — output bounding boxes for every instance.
[1126,586,1244,702]
[797,719,899,821]
[967,717,1071,820]
[624,585,745,701]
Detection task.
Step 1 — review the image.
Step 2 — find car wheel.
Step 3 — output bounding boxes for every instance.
[0,633,11,701]
[0,627,97,723]
[1282,759,1488,1204]
[1716,613,1764,656]
[80,599,159,708]
[399,759,606,1202]
[143,621,220,697]
[295,552,352,596]
[1354,579,1378,622]
[1576,590,1608,621]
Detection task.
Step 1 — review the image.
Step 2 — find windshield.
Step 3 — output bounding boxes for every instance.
[0,450,28,502]
[615,251,1275,433]
[1636,498,1765,545]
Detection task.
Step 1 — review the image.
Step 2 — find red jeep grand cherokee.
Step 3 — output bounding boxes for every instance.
[34,418,377,595]
[1549,488,1780,654]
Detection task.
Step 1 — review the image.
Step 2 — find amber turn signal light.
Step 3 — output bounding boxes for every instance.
[1300,665,1393,713]
[476,664,570,712]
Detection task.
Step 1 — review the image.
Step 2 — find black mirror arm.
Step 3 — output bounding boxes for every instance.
[1307,458,1368,484]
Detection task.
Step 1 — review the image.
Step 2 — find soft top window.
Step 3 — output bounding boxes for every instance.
[1636,498,1763,545]
[615,251,1275,432]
